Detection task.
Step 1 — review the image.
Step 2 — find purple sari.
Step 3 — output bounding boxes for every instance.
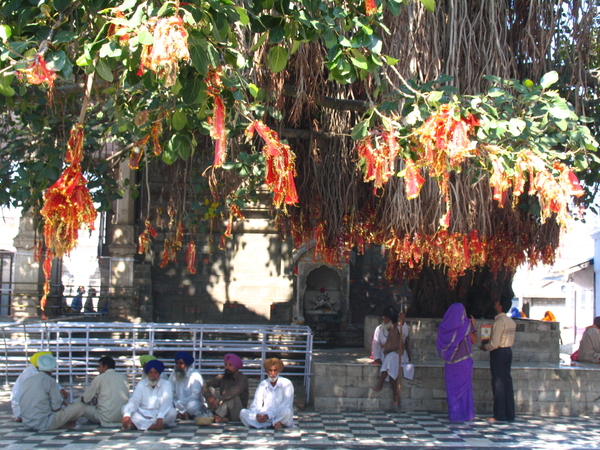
[436,303,475,422]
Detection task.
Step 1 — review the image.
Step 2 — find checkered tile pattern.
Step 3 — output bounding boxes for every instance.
[2,402,600,449]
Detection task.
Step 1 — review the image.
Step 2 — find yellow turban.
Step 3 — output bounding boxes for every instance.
[139,355,157,367]
[264,357,284,372]
[30,351,52,368]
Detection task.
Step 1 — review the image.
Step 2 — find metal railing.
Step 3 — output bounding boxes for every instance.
[0,321,314,402]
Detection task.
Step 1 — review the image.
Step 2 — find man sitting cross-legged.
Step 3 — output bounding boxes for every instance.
[240,358,294,430]
[81,356,130,427]
[202,353,249,423]
[168,351,208,420]
[122,359,176,431]
[19,354,84,431]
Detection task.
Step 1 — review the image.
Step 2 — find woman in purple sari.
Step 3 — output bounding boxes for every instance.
[436,303,477,421]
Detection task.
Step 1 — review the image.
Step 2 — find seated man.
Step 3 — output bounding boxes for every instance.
[12,351,69,421]
[169,351,207,420]
[578,317,600,363]
[122,359,176,431]
[202,353,249,423]
[19,354,84,431]
[81,356,130,426]
[240,358,294,429]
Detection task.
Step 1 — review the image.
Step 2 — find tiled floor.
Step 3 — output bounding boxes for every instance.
[2,398,600,450]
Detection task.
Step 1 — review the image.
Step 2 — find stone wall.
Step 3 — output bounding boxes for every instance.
[313,360,600,416]
[364,315,561,363]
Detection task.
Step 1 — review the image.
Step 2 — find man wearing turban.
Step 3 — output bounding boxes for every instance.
[202,353,249,423]
[11,351,68,421]
[240,358,294,429]
[122,359,177,430]
[371,305,405,405]
[168,351,207,420]
[19,354,85,430]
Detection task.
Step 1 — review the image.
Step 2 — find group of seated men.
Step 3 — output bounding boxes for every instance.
[11,351,295,431]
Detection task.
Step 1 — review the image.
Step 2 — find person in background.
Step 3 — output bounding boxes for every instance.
[84,287,96,313]
[577,317,600,363]
[202,353,249,423]
[436,303,477,422]
[372,306,404,405]
[122,359,176,431]
[11,351,68,421]
[169,351,207,420]
[19,354,84,430]
[240,358,294,429]
[139,355,157,379]
[71,286,85,313]
[480,299,517,422]
[81,356,130,427]
[541,311,556,322]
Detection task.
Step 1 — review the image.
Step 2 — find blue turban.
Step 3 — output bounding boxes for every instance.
[144,359,165,374]
[174,351,194,366]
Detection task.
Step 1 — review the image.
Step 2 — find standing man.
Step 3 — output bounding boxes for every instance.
[372,306,404,405]
[81,356,130,427]
[19,354,84,431]
[480,299,516,422]
[202,353,249,423]
[240,358,294,429]
[122,359,176,431]
[169,351,207,420]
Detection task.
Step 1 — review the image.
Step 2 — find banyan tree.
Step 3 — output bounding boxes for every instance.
[0,0,598,318]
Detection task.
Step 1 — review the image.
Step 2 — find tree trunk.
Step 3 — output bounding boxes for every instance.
[407,264,515,319]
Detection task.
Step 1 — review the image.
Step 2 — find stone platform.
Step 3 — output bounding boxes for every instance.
[312,348,600,416]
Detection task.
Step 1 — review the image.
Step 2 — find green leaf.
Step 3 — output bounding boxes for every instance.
[53,30,77,44]
[171,111,188,131]
[248,83,259,98]
[137,28,154,45]
[351,120,369,140]
[384,55,399,65]
[181,76,206,105]
[549,102,575,120]
[0,83,15,97]
[95,58,114,82]
[350,50,368,69]
[53,0,71,11]
[267,45,288,73]
[418,0,436,12]
[540,71,559,89]
[428,91,443,103]
[0,25,12,41]
[251,33,269,52]
[235,6,249,25]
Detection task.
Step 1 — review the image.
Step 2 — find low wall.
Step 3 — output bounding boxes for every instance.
[313,358,600,416]
[364,315,561,363]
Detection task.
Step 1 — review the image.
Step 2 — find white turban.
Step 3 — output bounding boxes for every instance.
[37,354,56,372]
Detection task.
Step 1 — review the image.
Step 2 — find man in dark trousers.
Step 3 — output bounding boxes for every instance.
[480,299,516,422]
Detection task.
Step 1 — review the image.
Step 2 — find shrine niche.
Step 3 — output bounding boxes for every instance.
[293,246,350,327]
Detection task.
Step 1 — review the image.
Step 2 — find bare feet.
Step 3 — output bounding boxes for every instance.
[393,393,399,405]
[213,415,229,424]
[273,421,283,430]
[59,421,77,429]
[177,413,191,420]
[14,418,22,423]
[486,417,498,423]
[373,385,383,392]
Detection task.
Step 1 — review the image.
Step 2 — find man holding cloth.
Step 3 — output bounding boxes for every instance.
[240,358,294,429]
[81,356,130,427]
[480,299,516,422]
[202,353,249,423]
[122,359,176,430]
[168,351,207,420]
[372,305,404,405]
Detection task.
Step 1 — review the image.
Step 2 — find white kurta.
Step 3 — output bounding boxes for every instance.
[372,323,414,380]
[168,367,207,416]
[239,377,294,428]
[122,378,176,430]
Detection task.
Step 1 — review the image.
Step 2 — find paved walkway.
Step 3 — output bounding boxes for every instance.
[1,389,600,449]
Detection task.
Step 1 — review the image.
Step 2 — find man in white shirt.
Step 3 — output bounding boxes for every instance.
[81,356,130,426]
[122,359,176,431]
[12,351,68,421]
[19,354,84,431]
[240,358,294,429]
[169,351,207,420]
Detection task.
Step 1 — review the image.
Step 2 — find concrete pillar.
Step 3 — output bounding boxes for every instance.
[11,212,42,317]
